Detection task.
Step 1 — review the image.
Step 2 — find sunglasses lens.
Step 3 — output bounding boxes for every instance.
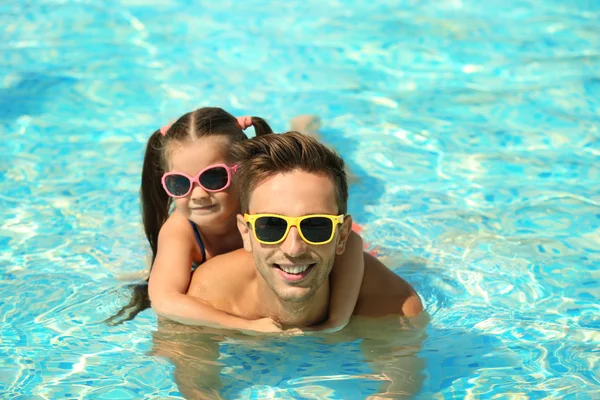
[254,216,288,243]
[199,167,229,191]
[300,217,334,243]
[164,174,192,197]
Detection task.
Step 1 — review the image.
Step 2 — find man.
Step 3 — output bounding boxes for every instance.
[155,132,426,398]
[186,131,423,324]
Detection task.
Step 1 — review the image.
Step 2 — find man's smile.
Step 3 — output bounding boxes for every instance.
[272,262,316,282]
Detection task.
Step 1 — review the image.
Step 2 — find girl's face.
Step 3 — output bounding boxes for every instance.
[166,136,240,229]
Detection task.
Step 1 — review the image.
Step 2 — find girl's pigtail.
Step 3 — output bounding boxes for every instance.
[140,130,171,263]
[250,117,274,136]
[106,129,169,325]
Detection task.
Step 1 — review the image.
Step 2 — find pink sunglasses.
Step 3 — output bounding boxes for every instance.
[161,164,238,198]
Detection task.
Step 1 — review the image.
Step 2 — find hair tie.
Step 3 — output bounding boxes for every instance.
[159,122,173,136]
[236,116,253,130]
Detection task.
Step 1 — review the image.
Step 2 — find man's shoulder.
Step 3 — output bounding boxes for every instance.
[187,249,255,299]
[354,253,423,317]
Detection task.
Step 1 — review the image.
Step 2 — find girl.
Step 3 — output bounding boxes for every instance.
[111,107,364,333]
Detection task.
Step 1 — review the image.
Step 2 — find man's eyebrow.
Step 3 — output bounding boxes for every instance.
[249,211,337,216]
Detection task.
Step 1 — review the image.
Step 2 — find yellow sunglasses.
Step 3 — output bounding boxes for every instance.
[244,213,345,245]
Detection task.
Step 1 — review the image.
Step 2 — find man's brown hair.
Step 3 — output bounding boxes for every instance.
[231,131,348,214]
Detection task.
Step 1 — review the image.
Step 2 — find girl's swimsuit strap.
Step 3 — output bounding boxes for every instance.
[189,221,206,265]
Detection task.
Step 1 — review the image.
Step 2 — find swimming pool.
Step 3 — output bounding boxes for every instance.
[1,0,598,398]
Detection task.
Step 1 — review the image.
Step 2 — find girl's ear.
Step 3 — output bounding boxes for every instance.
[237,214,253,252]
[336,215,353,255]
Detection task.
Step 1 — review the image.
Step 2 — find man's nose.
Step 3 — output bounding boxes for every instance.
[280,226,308,257]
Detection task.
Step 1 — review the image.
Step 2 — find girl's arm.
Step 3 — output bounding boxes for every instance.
[306,229,365,333]
[148,215,281,333]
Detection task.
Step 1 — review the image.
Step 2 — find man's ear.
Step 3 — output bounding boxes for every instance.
[336,214,353,255]
[237,214,253,252]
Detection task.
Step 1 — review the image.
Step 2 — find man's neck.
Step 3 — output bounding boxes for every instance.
[254,278,330,328]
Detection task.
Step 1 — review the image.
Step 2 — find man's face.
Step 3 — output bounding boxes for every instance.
[237,169,350,303]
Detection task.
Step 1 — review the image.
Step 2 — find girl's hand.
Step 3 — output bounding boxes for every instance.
[282,327,305,336]
[246,317,283,333]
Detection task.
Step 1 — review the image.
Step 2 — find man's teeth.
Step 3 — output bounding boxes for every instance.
[278,264,310,274]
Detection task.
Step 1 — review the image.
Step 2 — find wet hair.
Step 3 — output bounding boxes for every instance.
[106,107,273,325]
[231,131,348,215]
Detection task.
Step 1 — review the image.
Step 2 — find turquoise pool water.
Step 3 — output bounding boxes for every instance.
[1,0,599,398]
